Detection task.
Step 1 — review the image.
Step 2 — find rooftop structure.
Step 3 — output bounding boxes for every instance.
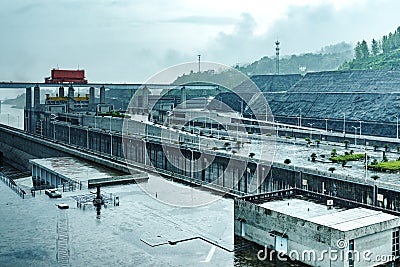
[235,188,400,267]
[29,157,146,190]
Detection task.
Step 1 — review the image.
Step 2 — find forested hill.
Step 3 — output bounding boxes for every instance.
[237,42,353,76]
[173,42,353,84]
[340,26,400,70]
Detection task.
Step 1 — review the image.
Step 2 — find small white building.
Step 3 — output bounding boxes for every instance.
[235,189,400,267]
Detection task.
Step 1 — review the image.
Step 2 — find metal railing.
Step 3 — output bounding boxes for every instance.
[0,172,27,199]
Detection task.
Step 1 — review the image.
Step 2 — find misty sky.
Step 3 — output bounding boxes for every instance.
[1,0,400,84]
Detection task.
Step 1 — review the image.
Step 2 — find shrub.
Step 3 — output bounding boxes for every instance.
[249,152,255,158]
[330,154,365,163]
[368,160,400,172]
[328,167,336,173]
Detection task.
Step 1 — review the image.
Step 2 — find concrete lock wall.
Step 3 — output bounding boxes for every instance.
[5,113,400,211]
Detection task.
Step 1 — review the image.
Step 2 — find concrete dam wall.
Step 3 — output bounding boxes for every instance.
[219,70,400,137]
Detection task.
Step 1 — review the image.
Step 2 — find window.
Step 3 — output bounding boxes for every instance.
[349,239,354,267]
[393,228,400,257]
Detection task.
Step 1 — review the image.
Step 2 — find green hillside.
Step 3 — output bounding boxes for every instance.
[340,26,400,71]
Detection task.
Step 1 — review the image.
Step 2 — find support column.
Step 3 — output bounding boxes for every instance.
[25,87,32,132]
[181,86,186,109]
[89,87,95,106]
[68,85,74,112]
[142,86,149,112]
[100,86,106,104]
[33,85,40,110]
[59,86,65,97]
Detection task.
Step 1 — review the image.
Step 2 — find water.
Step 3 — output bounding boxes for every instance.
[0,173,310,267]
[0,104,24,129]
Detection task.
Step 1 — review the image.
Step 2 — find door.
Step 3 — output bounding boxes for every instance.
[275,235,288,254]
[240,222,246,237]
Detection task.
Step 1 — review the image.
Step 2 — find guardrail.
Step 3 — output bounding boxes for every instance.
[0,173,27,199]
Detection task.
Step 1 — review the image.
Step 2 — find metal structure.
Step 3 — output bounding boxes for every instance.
[275,40,280,75]
[45,69,87,84]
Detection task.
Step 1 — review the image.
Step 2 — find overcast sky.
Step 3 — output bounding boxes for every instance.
[1,0,400,84]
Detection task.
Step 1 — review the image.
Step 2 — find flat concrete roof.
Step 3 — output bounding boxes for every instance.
[259,198,398,232]
[30,157,124,184]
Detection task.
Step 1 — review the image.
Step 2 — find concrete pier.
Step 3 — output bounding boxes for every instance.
[100,86,105,104]
[89,87,95,106]
[181,86,186,109]
[59,86,64,97]
[33,85,40,110]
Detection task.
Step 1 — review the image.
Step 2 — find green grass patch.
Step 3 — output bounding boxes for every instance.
[368,160,400,172]
[329,153,365,163]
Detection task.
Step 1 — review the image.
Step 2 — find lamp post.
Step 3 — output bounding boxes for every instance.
[396,116,399,140]
[325,118,328,133]
[53,122,56,141]
[343,113,346,135]
[110,132,113,157]
[352,126,360,146]
[308,123,314,139]
[299,108,302,127]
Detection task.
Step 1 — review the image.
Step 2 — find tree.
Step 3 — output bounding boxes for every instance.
[360,40,370,59]
[384,144,390,152]
[224,142,230,151]
[344,140,350,149]
[249,152,255,158]
[328,167,336,173]
[331,148,337,157]
[341,160,347,167]
[310,153,317,162]
[355,41,362,60]
[382,35,390,53]
[371,174,379,181]
[315,140,320,147]
[373,144,379,152]
[284,159,291,165]
[371,39,380,56]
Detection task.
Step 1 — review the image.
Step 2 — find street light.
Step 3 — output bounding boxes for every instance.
[352,126,360,146]
[343,113,346,135]
[396,116,399,140]
[307,123,314,139]
[325,118,328,133]
[299,108,302,127]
